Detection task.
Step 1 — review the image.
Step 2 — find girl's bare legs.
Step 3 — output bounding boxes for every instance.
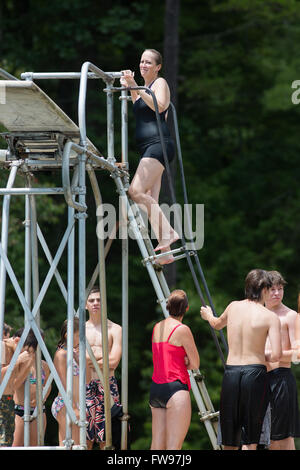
[150,390,191,450]
[57,410,66,446]
[29,417,39,446]
[57,407,80,447]
[146,175,174,264]
[12,414,24,446]
[165,391,191,449]
[12,413,47,446]
[128,158,179,264]
[31,413,47,446]
[150,407,167,449]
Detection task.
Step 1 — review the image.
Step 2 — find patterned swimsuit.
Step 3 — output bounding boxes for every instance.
[86,376,121,443]
[14,368,46,418]
[51,350,79,420]
[51,349,122,443]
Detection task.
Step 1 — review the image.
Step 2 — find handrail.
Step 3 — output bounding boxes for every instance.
[78,62,118,147]
[21,71,122,81]
[169,102,228,358]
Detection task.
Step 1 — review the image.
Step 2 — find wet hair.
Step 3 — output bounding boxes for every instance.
[244,269,272,301]
[3,323,12,337]
[88,286,100,298]
[13,328,39,351]
[143,49,163,67]
[268,270,287,287]
[166,289,188,317]
[57,318,80,348]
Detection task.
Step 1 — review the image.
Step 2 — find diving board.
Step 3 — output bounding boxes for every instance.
[0,80,79,134]
[0,80,101,160]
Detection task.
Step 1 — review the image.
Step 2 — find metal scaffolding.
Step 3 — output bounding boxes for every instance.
[0,62,226,450]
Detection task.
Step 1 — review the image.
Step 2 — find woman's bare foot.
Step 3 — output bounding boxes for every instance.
[154,233,180,253]
[154,247,175,265]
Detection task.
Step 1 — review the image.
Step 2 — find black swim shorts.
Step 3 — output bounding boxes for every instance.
[268,367,300,440]
[219,364,270,447]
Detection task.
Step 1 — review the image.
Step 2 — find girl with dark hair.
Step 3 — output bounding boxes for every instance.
[149,289,199,449]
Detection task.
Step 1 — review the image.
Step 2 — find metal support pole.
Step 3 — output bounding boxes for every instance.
[77,152,87,449]
[100,82,115,449]
[65,204,75,448]
[23,183,31,446]
[120,88,129,450]
[29,189,44,446]
[87,166,113,449]
[121,229,129,450]
[106,83,115,162]
[0,164,18,370]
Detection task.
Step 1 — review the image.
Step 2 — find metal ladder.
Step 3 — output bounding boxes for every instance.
[109,166,222,449]
[105,80,229,448]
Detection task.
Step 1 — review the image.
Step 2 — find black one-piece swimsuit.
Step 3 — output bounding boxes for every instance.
[132,81,175,167]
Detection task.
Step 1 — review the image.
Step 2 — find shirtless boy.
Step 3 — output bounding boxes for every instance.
[200,269,282,450]
[85,287,122,449]
[264,271,300,450]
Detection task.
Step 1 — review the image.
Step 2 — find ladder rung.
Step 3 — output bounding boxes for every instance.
[199,411,220,422]
[193,371,205,381]
[142,246,197,265]
[172,253,194,262]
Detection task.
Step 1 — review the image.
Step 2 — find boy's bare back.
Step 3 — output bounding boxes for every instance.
[226,299,281,365]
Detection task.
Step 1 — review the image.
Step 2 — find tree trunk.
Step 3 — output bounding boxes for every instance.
[163,0,180,109]
[162,0,180,288]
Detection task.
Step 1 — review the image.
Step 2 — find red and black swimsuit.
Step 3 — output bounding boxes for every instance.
[149,324,190,408]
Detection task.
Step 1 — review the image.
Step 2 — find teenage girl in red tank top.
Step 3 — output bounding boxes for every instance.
[150,290,200,450]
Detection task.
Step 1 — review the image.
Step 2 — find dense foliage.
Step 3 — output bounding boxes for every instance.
[1,0,300,450]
